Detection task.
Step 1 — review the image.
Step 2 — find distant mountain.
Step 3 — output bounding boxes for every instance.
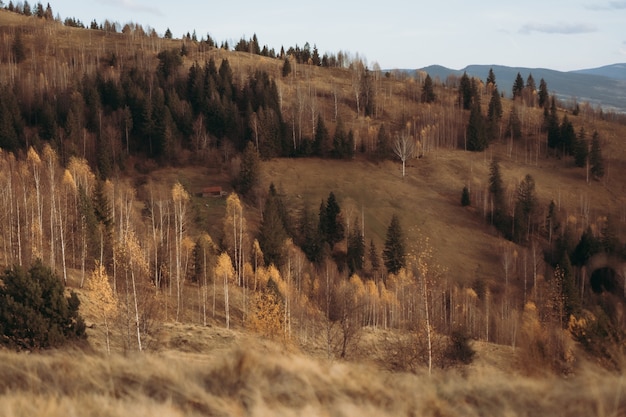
[415,64,626,113]
[572,63,626,81]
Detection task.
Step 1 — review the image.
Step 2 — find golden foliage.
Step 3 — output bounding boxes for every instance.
[85,260,118,320]
[247,288,285,339]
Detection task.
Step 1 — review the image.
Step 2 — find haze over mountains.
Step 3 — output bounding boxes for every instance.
[417,63,626,113]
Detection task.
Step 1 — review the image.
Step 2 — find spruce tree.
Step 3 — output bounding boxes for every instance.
[347,221,365,275]
[459,72,472,110]
[259,189,288,266]
[466,98,487,151]
[319,192,344,247]
[538,78,549,108]
[282,58,291,77]
[383,214,405,274]
[512,72,524,99]
[486,68,496,88]
[461,186,471,206]
[487,87,503,141]
[421,74,436,103]
[589,131,604,179]
[573,127,588,168]
[234,141,260,198]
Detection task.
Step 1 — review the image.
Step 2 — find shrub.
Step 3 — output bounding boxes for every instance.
[0,260,86,350]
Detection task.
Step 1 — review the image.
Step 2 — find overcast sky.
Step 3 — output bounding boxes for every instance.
[48,0,626,71]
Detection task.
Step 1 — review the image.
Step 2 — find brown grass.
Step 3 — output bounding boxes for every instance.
[0,340,624,417]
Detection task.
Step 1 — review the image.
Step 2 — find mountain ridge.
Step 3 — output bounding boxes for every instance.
[412,63,626,113]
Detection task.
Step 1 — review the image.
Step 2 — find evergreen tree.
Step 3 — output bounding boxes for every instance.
[466,98,487,151]
[486,68,496,88]
[461,185,471,206]
[573,127,588,168]
[459,72,472,110]
[514,174,537,243]
[559,114,576,155]
[383,214,405,274]
[312,115,330,157]
[375,123,391,160]
[421,74,436,103]
[487,87,503,141]
[22,0,31,16]
[546,97,560,150]
[589,131,604,179]
[0,260,86,350]
[298,201,323,263]
[347,220,365,275]
[164,28,172,39]
[571,226,601,267]
[512,72,524,99]
[319,192,344,248]
[234,141,260,198]
[259,188,288,266]
[538,78,549,108]
[488,159,507,232]
[282,58,291,77]
[368,239,381,275]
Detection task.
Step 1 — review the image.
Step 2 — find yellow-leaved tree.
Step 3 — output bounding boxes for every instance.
[86,260,118,354]
[215,252,234,329]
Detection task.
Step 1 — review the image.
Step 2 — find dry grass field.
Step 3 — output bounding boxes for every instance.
[0,324,625,417]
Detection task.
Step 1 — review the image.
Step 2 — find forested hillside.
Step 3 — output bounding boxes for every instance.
[1,3,626,387]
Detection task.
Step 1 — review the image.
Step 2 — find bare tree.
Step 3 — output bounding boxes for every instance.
[393,132,416,178]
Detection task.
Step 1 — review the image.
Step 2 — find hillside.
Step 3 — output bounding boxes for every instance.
[1,7,626,416]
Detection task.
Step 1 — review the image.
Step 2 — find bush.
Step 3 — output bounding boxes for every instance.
[0,260,86,350]
[443,329,475,367]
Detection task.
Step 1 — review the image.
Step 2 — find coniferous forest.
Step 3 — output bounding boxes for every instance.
[1,4,626,416]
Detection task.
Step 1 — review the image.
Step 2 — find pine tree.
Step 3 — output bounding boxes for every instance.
[486,68,496,88]
[259,189,288,267]
[347,220,365,275]
[488,159,507,232]
[546,97,560,150]
[282,58,291,77]
[383,214,405,274]
[514,174,537,243]
[559,114,575,155]
[466,98,487,151]
[421,74,436,103]
[319,192,344,248]
[512,72,524,99]
[461,186,471,206]
[487,87,503,141]
[0,260,86,350]
[538,78,549,108]
[589,131,604,179]
[459,72,472,110]
[573,127,588,168]
[234,141,260,198]
[164,28,172,39]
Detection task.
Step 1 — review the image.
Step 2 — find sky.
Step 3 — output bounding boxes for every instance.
[47,0,626,72]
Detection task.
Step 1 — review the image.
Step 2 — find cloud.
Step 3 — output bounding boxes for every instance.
[519,22,597,35]
[98,0,163,16]
[586,1,626,10]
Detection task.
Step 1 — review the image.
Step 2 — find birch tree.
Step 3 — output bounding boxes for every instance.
[393,132,416,178]
[215,252,235,329]
[86,261,117,354]
[172,181,190,321]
